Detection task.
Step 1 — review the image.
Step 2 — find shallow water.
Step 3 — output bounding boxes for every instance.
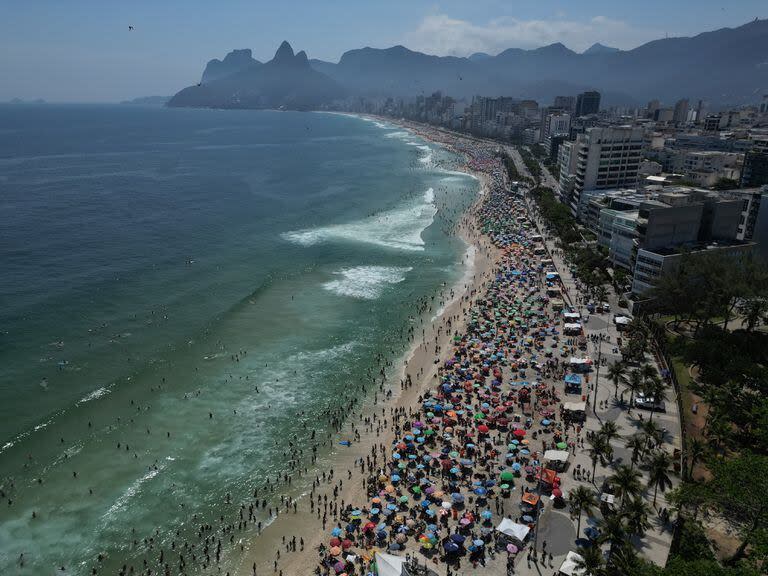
[0,105,478,573]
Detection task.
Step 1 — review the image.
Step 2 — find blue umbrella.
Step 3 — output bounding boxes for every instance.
[331,527,342,537]
[473,539,485,547]
[444,542,460,553]
[370,508,380,515]
[450,534,466,544]
[474,487,488,496]
[481,510,493,519]
[391,474,401,482]
[451,493,465,502]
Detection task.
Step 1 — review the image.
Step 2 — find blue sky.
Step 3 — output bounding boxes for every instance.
[1,0,766,102]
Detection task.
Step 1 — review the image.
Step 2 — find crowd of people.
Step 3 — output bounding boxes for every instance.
[311,131,595,576]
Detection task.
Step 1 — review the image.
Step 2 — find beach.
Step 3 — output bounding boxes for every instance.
[243,119,681,576]
[238,119,501,576]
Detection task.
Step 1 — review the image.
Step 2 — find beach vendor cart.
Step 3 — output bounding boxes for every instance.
[563,323,582,335]
[559,551,586,576]
[564,373,583,394]
[568,357,592,374]
[563,401,587,423]
[543,449,570,472]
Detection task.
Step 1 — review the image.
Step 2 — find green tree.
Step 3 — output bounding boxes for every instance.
[588,433,612,484]
[607,361,628,400]
[624,496,653,538]
[609,464,643,510]
[626,369,645,407]
[625,434,646,469]
[574,545,606,576]
[708,454,768,563]
[597,513,628,560]
[569,484,598,537]
[685,437,709,481]
[646,450,674,507]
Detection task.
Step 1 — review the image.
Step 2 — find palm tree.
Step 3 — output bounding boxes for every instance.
[739,297,768,332]
[625,434,646,469]
[625,369,644,407]
[606,361,627,400]
[587,434,611,484]
[685,437,709,481]
[609,541,642,574]
[623,496,652,537]
[598,421,621,446]
[574,545,605,576]
[597,513,627,560]
[640,419,664,450]
[647,450,674,507]
[705,416,733,456]
[642,375,668,423]
[608,465,643,510]
[569,485,598,537]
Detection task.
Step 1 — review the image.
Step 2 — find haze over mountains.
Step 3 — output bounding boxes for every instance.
[169,19,768,111]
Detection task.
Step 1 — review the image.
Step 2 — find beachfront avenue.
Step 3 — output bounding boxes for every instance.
[278,121,683,576]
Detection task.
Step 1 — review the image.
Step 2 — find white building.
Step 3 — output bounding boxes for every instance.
[557,126,645,215]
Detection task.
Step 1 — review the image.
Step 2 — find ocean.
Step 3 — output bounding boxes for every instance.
[0,105,478,574]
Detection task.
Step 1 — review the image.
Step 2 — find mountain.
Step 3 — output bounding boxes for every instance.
[307,19,768,107]
[121,95,170,106]
[168,41,345,110]
[583,43,621,55]
[201,49,261,83]
[169,20,768,111]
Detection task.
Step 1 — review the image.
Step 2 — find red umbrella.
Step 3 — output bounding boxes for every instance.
[477,424,490,434]
[329,537,341,547]
[513,429,526,438]
[341,539,353,550]
[552,487,563,498]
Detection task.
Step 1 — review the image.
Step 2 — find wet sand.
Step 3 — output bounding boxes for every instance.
[239,122,499,576]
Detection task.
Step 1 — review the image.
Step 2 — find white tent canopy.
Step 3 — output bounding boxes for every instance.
[544,449,570,462]
[559,551,586,575]
[563,312,581,319]
[568,357,591,365]
[496,518,530,541]
[563,323,582,331]
[563,401,587,413]
[614,315,631,325]
[375,552,410,576]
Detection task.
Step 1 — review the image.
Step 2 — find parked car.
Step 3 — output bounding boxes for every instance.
[634,397,666,412]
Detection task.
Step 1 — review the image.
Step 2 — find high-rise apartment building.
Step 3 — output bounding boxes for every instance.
[574,91,601,116]
[673,98,690,125]
[557,126,645,214]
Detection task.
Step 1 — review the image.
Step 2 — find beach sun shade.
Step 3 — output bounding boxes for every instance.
[496,518,530,541]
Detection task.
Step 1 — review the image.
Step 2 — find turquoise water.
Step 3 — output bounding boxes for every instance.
[0,106,478,574]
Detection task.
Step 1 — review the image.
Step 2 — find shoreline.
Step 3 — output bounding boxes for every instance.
[238,117,500,576]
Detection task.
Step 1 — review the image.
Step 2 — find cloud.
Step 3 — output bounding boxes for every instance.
[403,13,659,56]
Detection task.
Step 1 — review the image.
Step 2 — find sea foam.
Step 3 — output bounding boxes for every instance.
[323,266,413,300]
[283,188,436,252]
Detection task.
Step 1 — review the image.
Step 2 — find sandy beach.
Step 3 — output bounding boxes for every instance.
[239,120,500,576]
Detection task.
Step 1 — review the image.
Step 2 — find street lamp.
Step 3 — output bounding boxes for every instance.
[592,333,605,420]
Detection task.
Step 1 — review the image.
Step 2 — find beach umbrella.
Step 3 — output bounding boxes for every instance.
[474,487,487,496]
[552,487,563,498]
[444,542,460,553]
[500,483,510,490]
[556,441,568,450]
[473,539,485,547]
[522,515,534,523]
[441,501,452,509]
[500,470,515,482]
[333,561,346,573]
[370,508,380,515]
[341,539,352,550]
[451,493,464,503]
[506,544,518,554]
[481,510,493,520]
[450,534,466,544]
[351,509,362,517]
[329,537,341,547]
[391,474,401,482]
[331,527,342,537]
[329,546,342,556]
[513,429,526,438]
[399,495,409,503]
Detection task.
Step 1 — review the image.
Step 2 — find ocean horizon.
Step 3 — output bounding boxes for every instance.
[0,105,479,574]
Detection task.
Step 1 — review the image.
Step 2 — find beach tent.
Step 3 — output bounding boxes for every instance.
[563,401,587,413]
[551,299,565,310]
[564,374,583,392]
[614,315,631,327]
[544,450,570,463]
[546,272,560,280]
[374,552,411,576]
[559,551,586,576]
[563,312,581,320]
[563,323,582,332]
[496,519,530,541]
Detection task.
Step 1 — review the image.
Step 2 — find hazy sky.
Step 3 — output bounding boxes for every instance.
[2,0,766,102]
